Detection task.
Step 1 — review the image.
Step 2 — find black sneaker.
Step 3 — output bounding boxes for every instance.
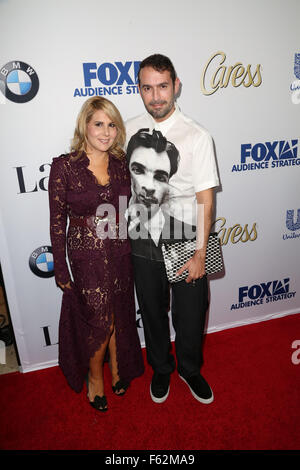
[179,374,214,404]
[150,372,170,403]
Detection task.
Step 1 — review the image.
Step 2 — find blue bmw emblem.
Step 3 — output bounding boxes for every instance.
[29,246,54,278]
[0,60,39,103]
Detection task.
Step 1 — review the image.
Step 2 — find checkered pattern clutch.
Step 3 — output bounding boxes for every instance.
[161,232,223,283]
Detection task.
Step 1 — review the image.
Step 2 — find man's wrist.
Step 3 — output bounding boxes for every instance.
[193,248,206,260]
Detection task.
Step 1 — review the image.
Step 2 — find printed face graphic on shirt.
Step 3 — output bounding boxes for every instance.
[129,146,171,212]
[127,129,180,234]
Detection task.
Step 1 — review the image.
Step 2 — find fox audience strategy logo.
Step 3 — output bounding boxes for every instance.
[231,278,296,311]
[74,60,140,98]
[232,139,299,173]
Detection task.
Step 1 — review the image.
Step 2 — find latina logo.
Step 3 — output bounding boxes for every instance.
[29,246,54,278]
[0,61,39,103]
[200,51,262,96]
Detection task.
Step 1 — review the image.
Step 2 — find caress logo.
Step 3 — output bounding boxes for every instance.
[213,217,257,245]
[200,51,262,96]
[74,61,140,98]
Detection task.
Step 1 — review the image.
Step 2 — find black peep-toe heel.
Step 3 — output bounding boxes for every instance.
[112,379,129,396]
[86,375,108,412]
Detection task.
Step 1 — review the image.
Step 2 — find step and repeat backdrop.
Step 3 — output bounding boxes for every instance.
[0,0,299,372]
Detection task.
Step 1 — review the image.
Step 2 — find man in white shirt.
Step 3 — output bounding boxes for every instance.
[125,54,219,404]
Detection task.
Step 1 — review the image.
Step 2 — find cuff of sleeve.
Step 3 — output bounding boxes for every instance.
[194,179,220,193]
[53,264,71,286]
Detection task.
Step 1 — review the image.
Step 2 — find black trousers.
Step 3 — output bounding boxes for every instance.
[132,255,209,379]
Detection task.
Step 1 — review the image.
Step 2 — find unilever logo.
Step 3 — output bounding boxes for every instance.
[231,278,296,311]
[294,54,300,79]
[232,139,299,173]
[74,60,140,98]
[291,53,300,105]
[283,209,300,240]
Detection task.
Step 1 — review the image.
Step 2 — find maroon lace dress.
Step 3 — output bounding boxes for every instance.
[48,151,144,392]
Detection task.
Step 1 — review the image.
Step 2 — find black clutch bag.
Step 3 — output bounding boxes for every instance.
[161,232,223,283]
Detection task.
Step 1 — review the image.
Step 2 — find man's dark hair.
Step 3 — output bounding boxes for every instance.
[137,54,177,85]
[127,128,180,178]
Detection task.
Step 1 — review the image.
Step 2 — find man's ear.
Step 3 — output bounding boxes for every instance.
[174,77,181,97]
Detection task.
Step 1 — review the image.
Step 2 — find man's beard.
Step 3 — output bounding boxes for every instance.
[145,99,175,120]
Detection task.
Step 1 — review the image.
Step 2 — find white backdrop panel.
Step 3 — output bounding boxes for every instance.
[0,0,299,372]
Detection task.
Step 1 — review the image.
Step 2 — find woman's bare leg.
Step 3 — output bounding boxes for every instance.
[108,327,126,394]
[88,336,110,407]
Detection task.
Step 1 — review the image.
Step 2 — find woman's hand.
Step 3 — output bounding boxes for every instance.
[58,281,72,290]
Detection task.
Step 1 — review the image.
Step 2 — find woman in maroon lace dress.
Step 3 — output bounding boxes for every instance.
[48,97,144,411]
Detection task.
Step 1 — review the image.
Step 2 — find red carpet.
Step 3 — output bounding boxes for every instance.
[0,314,299,451]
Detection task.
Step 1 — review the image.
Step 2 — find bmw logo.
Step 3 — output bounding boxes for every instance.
[29,246,54,278]
[0,60,39,103]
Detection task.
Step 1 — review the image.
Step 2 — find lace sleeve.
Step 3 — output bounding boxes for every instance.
[48,156,71,286]
[121,153,131,182]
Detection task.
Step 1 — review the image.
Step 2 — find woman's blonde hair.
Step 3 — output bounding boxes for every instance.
[70,97,126,159]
